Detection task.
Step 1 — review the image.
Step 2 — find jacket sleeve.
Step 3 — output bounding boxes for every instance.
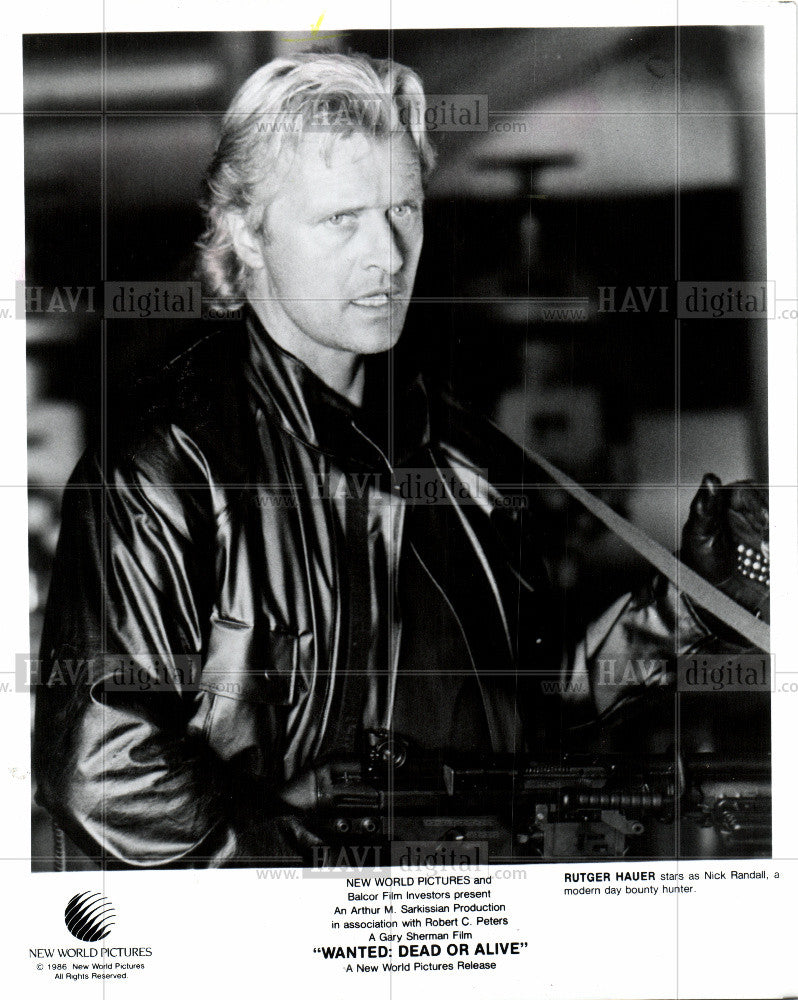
[33,438,260,868]
[558,573,712,721]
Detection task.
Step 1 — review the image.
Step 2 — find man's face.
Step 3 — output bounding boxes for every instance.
[247,130,424,362]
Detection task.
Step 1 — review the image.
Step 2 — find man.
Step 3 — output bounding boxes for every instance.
[33,51,767,868]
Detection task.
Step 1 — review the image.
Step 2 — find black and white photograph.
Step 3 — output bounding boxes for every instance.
[2,2,797,998]
[25,24,773,869]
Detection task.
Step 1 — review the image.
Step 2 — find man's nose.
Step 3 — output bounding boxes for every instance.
[359,212,405,275]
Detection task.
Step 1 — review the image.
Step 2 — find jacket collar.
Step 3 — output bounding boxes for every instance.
[243,305,431,469]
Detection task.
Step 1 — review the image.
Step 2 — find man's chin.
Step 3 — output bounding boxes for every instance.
[346,317,406,354]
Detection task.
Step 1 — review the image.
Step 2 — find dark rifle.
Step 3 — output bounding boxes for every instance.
[278,746,771,859]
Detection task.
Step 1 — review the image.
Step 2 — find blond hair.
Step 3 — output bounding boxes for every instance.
[196,50,436,306]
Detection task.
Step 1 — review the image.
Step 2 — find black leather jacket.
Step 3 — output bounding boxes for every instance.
[33,310,706,867]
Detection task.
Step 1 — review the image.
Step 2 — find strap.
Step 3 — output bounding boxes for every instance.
[522,447,771,653]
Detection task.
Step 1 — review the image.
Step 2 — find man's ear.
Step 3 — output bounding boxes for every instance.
[227,212,265,271]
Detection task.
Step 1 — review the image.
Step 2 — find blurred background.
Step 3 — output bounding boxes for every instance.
[24,27,768,863]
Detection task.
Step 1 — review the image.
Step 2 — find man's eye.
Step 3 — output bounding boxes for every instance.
[391,203,418,218]
[327,213,354,226]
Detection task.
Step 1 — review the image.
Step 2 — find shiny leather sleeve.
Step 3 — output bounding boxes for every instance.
[33,436,252,868]
[559,573,711,720]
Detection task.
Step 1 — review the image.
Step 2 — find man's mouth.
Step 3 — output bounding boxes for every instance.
[350,291,399,308]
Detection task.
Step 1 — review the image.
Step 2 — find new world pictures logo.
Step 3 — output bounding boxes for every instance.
[64,892,116,942]
[29,892,152,976]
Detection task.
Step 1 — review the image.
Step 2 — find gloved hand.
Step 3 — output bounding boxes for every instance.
[681,473,769,622]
